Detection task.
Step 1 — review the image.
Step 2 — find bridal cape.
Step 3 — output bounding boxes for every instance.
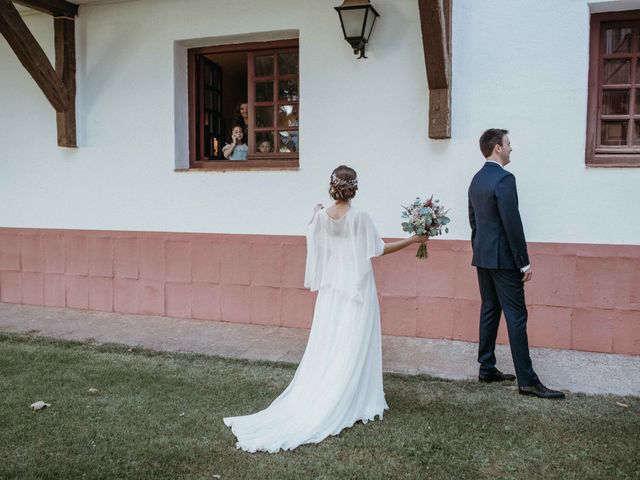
[223,208,387,453]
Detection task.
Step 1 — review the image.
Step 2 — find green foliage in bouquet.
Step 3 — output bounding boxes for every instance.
[401,196,450,259]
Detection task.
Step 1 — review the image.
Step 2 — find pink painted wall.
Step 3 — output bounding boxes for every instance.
[1,228,639,355]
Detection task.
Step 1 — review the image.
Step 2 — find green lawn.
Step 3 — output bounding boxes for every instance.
[0,333,638,480]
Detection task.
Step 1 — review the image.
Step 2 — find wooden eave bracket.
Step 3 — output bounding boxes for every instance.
[418,0,452,139]
[14,0,77,17]
[0,0,77,146]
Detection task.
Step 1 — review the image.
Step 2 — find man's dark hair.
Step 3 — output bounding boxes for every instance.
[479,129,508,158]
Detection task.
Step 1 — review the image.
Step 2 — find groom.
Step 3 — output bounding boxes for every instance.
[468,129,564,399]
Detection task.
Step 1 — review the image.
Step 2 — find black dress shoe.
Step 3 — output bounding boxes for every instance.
[519,383,565,399]
[478,370,516,383]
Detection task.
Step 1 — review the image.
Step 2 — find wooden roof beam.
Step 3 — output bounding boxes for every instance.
[419,0,452,139]
[13,0,78,18]
[0,0,77,146]
[0,0,69,111]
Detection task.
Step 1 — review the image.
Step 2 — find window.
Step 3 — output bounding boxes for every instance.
[587,10,640,167]
[188,39,299,170]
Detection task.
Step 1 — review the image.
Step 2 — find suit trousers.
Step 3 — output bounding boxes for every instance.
[476,267,539,387]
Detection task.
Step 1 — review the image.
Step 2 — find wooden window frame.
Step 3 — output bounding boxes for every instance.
[248,48,299,160]
[586,10,640,167]
[187,39,299,171]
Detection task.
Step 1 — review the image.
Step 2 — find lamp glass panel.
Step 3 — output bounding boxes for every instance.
[363,7,377,40]
[340,8,366,38]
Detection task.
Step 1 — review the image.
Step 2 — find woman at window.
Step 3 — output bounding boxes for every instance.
[222,125,248,160]
[232,101,249,138]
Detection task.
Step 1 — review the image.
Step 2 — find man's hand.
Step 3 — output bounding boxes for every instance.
[522,269,533,283]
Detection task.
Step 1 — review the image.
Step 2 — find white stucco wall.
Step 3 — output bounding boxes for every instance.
[1,0,639,244]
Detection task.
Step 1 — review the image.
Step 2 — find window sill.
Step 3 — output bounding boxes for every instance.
[178,158,299,172]
[586,154,640,167]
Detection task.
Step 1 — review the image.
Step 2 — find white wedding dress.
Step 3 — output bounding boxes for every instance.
[223,208,388,453]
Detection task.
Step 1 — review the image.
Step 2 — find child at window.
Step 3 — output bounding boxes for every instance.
[258,140,273,153]
[279,132,298,153]
[222,125,248,160]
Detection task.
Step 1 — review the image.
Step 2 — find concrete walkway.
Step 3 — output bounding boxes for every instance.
[1,303,638,396]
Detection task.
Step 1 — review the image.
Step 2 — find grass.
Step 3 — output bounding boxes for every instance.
[0,333,638,480]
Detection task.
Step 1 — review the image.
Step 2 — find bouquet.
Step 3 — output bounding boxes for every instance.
[401,196,450,258]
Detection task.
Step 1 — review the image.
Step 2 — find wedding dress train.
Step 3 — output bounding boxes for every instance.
[223,208,387,453]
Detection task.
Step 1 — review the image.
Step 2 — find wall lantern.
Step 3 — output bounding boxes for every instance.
[334,0,380,59]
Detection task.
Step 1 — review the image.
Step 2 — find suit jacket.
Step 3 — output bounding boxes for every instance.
[468,162,529,270]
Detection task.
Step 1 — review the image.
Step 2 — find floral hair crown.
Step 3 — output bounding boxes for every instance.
[331,173,358,188]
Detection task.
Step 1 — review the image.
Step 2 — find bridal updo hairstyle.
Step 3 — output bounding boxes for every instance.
[329,165,358,202]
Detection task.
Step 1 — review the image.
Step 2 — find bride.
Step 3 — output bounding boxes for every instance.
[223,165,427,453]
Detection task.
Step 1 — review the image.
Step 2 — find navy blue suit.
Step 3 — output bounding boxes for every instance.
[468,162,539,387]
